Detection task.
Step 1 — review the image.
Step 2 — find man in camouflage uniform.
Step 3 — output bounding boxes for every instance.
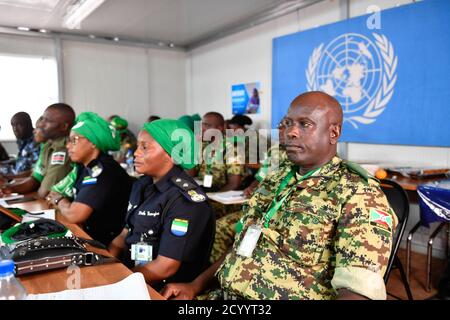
[161,91,397,300]
[194,112,246,192]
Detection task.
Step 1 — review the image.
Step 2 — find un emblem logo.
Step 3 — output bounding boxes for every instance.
[306,33,398,128]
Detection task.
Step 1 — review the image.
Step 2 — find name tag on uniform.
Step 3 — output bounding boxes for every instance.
[236,225,262,258]
[203,174,213,188]
[131,242,153,266]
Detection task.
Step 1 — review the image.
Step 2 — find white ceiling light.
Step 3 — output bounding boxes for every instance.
[63,0,105,30]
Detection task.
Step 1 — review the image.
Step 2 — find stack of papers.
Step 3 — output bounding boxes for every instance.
[207,190,247,204]
[27,273,150,300]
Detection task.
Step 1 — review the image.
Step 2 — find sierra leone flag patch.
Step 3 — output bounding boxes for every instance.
[369,209,393,233]
[171,219,189,237]
[82,176,97,185]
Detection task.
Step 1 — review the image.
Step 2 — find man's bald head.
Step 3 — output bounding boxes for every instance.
[289,91,343,126]
[284,91,343,173]
[11,112,33,139]
[39,103,76,140]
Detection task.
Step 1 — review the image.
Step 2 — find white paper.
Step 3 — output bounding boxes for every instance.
[27,272,150,300]
[22,209,56,223]
[207,190,247,204]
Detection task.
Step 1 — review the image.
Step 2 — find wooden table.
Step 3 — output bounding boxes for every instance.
[9,197,165,300]
[386,173,445,192]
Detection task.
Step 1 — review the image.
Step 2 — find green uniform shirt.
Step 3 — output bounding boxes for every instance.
[216,156,397,300]
[32,137,72,194]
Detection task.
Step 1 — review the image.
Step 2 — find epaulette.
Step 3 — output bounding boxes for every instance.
[342,160,376,182]
[171,176,207,203]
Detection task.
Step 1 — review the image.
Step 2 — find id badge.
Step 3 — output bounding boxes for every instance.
[131,242,153,266]
[203,174,213,188]
[236,225,262,258]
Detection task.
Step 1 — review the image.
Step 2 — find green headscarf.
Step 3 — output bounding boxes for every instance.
[178,115,195,132]
[191,113,201,122]
[142,119,195,170]
[72,112,120,153]
[110,116,128,133]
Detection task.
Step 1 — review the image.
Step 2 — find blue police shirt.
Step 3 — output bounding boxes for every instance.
[73,153,133,246]
[125,165,215,287]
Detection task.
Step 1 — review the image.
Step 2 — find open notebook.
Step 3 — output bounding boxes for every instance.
[27,272,151,300]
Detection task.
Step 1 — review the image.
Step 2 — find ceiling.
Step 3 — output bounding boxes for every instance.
[0,0,321,49]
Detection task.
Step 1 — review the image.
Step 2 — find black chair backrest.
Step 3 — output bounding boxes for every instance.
[379,179,410,282]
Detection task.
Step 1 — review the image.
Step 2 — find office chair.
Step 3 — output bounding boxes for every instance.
[380,179,414,300]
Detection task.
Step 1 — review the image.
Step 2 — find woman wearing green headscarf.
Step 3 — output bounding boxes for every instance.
[46,112,133,246]
[108,119,215,291]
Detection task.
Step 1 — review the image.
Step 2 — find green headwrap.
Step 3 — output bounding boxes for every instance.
[142,119,195,170]
[191,114,201,122]
[178,115,195,132]
[110,116,128,132]
[72,112,120,153]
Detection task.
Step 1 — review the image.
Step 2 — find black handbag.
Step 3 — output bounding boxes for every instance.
[6,236,116,276]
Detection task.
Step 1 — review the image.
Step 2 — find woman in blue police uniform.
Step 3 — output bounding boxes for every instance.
[108,119,215,290]
[46,112,133,246]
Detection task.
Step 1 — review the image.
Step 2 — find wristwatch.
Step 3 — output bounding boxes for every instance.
[54,196,64,205]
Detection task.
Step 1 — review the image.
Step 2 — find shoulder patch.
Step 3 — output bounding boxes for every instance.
[90,164,104,178]
[342,160,374,182]
[51,152,66,165]
[171,176,207,203]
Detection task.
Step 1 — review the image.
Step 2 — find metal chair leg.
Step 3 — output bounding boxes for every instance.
[395,256,414,300]
[407,221,422,282]
[426,222,447,291]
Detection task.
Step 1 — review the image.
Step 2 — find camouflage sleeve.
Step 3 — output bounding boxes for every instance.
[226,163,245,176]
[331,179,398,300]
[39,149,72,195]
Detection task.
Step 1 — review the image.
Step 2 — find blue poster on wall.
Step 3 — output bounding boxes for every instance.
[272,0,450,147]
[232,82,261,115]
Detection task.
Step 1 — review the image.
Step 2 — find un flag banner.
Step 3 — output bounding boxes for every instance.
[272,0,450,147]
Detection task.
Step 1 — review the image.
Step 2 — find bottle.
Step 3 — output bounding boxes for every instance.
[0,260,27,300]
[125,149,135,175]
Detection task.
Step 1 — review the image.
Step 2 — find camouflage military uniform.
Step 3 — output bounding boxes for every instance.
[255,144,288,182]
[210,211,242,263]
[215,156,397,300]
[111,129,137,163]
[197,141,246,191]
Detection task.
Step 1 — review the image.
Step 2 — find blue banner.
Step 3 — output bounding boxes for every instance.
[272,0,450,147]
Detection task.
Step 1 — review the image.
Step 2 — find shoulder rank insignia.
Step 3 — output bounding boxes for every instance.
[91,165,103,178]
[188,190,206,202]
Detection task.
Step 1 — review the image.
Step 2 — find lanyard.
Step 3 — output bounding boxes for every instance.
[262,166,320,228]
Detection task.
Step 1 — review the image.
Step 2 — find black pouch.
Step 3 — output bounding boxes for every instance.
[10,236,115,276]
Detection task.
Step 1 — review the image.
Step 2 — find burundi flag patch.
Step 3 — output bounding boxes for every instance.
[171,219,189,237]
[369,209,393,232]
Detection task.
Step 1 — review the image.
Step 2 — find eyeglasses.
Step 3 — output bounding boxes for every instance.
[67,135,86,146]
